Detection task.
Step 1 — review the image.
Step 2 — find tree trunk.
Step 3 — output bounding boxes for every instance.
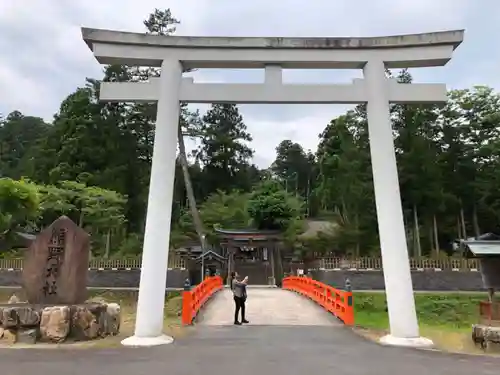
[472,203,481,238]
[354,212,360,257]
[78,211,84,228]
[408,227,414,256]
[433,214,439,257]
[104,229,111,258]
[428,225,434,256]
[413,205,421,257]
[177,124,205,246]
[460,204,467,239]
[457,215,462,239]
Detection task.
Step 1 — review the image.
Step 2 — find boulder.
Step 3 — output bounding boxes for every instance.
[1,307,19,328]
[0,305,41,328]
[17,328,38,344]
[2,328,16,344]
[105,303,121,336]
[71,306,100,340]
[472,324,500,349]
[16,306,40,326]
[39,306,70,343]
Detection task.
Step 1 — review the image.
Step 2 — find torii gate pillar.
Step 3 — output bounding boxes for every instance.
[82,28,464,348]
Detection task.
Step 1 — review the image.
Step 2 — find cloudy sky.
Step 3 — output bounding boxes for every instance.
[0,0,498,167]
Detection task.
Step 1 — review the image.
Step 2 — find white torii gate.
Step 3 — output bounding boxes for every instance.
[82,28,464,348]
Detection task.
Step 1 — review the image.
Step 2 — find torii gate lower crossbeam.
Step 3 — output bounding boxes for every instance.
[81,28,464,348]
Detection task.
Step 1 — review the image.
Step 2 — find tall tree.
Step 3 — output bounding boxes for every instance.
[272,140,314,196]
[316,112,375,256]
[391,70,443,256]
[32,81,120,186]
[0,111,50,179]
[198,104,254,195]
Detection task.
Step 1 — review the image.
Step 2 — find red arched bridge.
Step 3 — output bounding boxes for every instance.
[181,276,354,327]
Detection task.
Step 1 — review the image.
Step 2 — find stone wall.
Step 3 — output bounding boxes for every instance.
[311,269,485,291]
[0,269,189,289]
[0,268,486,291]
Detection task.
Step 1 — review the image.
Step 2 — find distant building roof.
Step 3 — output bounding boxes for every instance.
[175,245,204,254]
[214,228,281,235]
[462,241,500,256]
[214,228,281,240]
[462,233,500,257]
[298,220,336,239]
[194,250,226,262]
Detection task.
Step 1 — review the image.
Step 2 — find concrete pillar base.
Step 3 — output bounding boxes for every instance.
[121,334,174,347]
[379,334,434,348]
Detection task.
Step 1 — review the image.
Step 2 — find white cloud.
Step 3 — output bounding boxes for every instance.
[1,0,499,167]
[243,109,345,166]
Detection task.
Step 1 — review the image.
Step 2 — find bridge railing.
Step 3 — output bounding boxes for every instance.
[282,276,354,325]
[181,275,224,325]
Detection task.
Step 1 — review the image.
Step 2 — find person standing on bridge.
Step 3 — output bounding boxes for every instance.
[230,271,249,325]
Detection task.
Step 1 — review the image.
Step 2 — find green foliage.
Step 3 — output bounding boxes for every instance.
[114,233,144,257]
[0,178,39,234]
[247,180,303,231]
[178,190,251,243]
[296,229,336,259]
[0,178,127,256]
[176,185,305,245]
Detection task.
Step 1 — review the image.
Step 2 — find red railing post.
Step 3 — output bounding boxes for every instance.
[343,290,354,326]
[181,290,193,325]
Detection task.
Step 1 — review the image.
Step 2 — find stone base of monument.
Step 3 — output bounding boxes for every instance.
[472,324,500,350]
[0,301,121,345]
[379,334,434,348]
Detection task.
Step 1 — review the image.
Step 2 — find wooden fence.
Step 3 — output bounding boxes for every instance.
[0,256,479,270]
[0,255,186,270]
[318,257,479,270]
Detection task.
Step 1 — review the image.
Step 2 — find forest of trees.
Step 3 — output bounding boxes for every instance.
[2,9,500,260]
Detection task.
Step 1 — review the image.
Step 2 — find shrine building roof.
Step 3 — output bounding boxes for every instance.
[214,228,282,240]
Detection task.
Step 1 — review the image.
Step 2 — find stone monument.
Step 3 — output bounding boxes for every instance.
[22,216,90,305]
[0,216,121,345]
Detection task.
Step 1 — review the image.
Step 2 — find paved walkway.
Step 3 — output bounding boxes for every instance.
[197,288,341,326]
[1,325,500,374]
[1,289,500,374]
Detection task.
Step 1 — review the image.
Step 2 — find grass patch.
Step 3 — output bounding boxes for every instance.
[0,288,184,348]
[354,292,489,354]
[355,292,484,330]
